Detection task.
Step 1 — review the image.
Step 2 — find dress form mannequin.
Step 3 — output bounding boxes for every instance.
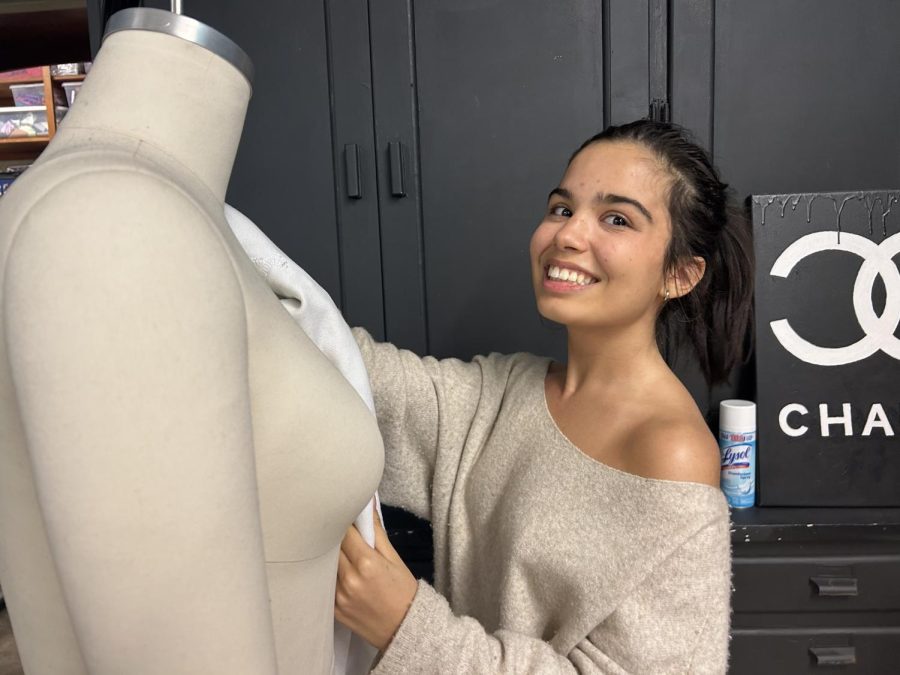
[0,9,383,674]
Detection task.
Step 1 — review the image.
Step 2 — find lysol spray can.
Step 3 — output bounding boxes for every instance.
[718,399,756,509]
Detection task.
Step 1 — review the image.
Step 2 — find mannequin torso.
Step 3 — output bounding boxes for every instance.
[0,20,382,675]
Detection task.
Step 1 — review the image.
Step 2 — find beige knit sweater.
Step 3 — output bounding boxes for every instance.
[353,329,731,674]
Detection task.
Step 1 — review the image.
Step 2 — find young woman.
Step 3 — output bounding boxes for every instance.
[335,119,754,674]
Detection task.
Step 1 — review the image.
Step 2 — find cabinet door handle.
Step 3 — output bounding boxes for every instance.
[810,576,858,597]
[809,646,856,666]
[344,144,362,199]
[388,141,406,197]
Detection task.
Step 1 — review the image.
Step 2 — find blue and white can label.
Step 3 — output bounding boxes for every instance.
[719,429,756,508]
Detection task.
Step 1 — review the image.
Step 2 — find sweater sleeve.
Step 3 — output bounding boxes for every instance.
[372,514,732,675]
[351,327,491,521]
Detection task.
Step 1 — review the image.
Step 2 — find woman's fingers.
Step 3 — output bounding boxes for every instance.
[335,548,355,625]
[340,523,380,587]
[337,547,352,582]
[340,523,368,564]
[336,536,369,621]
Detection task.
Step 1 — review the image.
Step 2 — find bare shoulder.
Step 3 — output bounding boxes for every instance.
[622,405,721,488]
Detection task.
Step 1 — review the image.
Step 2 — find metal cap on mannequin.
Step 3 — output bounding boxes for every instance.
[103,4,254,87]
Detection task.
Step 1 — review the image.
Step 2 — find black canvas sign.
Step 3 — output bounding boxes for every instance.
[752,190,900,506]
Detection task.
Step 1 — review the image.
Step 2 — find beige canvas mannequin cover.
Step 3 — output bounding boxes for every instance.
[0,9,383,674]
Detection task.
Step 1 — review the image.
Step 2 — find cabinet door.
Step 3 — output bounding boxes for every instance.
[368,0,652,360]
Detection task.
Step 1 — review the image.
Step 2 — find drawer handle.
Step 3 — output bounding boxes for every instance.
[810,576,858,597]
[809,646,856,666]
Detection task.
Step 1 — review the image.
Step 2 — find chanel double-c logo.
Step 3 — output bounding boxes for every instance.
[770,231,900,366]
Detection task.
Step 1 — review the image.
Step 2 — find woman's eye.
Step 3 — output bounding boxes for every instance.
[603,213,630,228]
[550,205,572,217]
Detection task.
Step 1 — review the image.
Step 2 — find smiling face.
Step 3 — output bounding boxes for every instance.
[529,140,675,333]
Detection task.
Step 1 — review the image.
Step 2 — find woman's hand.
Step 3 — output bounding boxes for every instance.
[335,505,419,651]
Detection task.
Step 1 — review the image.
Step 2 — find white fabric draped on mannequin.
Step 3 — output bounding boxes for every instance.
[224,204,382,675]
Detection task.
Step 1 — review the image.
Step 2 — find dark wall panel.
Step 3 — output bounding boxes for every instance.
[669,0,713,149]
[713,0,900,199]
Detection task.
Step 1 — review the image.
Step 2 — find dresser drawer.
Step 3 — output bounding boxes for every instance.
[732,554,900,613]
[730,628,900,674]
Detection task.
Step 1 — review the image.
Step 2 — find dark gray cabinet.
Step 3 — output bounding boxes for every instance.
[731,510,900,674]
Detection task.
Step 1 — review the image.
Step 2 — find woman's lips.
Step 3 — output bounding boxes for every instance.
[542,277,596,292]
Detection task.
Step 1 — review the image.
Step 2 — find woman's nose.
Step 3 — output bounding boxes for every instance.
[554,214,589,251]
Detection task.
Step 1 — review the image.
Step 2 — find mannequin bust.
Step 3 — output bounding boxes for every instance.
[0,9,383,674]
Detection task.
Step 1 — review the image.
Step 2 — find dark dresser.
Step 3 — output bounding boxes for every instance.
[730,509,900,673]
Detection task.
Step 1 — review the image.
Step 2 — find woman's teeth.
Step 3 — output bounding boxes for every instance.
[547,265,596,286]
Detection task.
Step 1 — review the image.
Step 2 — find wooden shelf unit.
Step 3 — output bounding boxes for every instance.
[0,66,86,160]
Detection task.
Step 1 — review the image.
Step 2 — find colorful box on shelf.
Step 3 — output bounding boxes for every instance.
[0,67,43,82]
[0,106,68,138]
[9,84,43,106]
[50,63,83,76]
[9,83,65,108]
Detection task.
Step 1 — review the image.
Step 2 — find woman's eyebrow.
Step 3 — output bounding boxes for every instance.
[594,192,653,222]
[548,187,572,202]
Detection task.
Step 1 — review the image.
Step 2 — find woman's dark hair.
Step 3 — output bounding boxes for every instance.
[571,119,754,385]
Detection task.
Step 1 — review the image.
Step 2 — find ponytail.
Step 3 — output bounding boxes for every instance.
[661,201,754,384]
